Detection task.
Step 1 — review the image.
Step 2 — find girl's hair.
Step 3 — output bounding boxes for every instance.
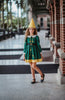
[25,28,37,40]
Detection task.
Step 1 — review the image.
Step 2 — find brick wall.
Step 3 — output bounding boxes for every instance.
[54,0,60,42]
[60,0,65,52]
[49,0,65,75]
[49,7,52,36]
[59,0,65,75]
[53,0,60,59]
[49,4,55,51]
[59,58,65,75]
[50,4,55,38]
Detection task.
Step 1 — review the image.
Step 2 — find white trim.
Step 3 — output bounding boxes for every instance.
[27,35,37,38]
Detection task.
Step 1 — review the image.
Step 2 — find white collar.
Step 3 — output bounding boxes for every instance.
[27,35,37,38]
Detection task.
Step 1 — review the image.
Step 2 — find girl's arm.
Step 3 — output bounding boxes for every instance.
[23,38,27,60]
[36,36,44,60]
[23,38,27,54]
[36,36,42,54]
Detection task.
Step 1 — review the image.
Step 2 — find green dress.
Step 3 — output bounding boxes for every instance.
[24,35,42,63]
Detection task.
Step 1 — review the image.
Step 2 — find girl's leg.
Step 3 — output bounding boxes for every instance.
[31,62,43,77]
[29,62,35,80]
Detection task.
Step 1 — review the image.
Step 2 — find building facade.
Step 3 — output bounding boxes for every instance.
[47,0,65,84]
[37,14,50,29]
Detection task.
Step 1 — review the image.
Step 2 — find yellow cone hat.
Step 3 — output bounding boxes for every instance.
[28,18,36,28]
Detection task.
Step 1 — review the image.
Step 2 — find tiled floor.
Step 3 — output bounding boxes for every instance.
[0,30,50,49]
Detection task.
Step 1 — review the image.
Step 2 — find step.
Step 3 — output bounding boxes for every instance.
[0,64,59,74]
[0,48,50,51]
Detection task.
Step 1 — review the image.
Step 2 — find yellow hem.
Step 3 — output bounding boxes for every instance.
[25,59,42,63]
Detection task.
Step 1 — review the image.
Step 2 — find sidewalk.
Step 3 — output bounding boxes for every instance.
[0,74,65,100]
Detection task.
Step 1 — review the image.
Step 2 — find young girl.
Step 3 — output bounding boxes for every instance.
[23,18,45,84]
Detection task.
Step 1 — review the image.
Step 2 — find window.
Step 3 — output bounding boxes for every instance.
[40,18,43,27]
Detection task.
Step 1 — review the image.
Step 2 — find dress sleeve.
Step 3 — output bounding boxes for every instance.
[36,36,42,54]
[23,38,27,54]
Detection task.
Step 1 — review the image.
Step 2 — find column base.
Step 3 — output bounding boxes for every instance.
[53,41,60,48]
[52,41,60,64]
[49,37,55,52]
[57,48,65,58]
[50,46,54,52]
[53,54,59,64]
[57,69,65,84]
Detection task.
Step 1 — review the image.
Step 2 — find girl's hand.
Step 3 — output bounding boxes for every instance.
[40,54,44,60]
[23,54,25,61]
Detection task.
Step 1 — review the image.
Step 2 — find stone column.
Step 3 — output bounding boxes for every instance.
[6,0,9,29]
[49,8,52,36]
[53,0,60,64]
[17,3,19,32]
[2,0,5,39]
[10,0,12,33]
[52,4,55,39]
[0,10,1,29]
[26,0,28,27]
[2,1,4,29]
[57,0,65,84]
[28,5,32,23]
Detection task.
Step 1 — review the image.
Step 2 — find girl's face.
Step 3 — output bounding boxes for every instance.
[29,28,35,35]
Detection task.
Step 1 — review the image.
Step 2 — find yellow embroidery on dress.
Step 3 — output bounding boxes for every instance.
[29,41,31,42]
[32,40,33,43]
[30,49,31,51]
[32,38,33,42]
[25,58,42,63]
